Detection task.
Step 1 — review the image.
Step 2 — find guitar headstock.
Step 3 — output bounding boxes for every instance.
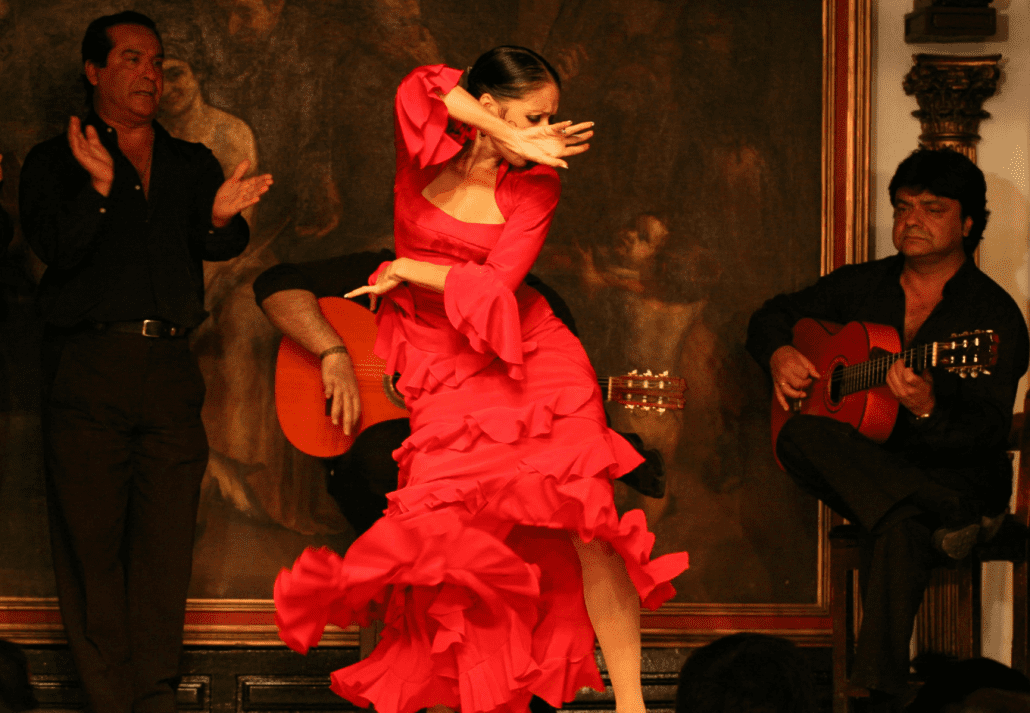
[939,330,1000,378]
[608,370,686,413]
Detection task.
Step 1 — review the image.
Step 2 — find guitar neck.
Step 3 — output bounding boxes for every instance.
[837,343,938,397]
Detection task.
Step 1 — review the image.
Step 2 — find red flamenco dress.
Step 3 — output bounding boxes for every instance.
[274,65,690,713]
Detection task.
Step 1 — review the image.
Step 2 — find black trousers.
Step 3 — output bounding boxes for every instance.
[326,418,410,536]
[776,415,986,696]
[42,328,208,713]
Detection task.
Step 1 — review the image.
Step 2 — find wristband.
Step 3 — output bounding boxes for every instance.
[319,345,348,360]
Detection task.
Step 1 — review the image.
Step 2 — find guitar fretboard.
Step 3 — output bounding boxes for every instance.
[834,343,937,397]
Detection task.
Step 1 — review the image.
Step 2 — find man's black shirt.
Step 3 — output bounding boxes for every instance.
[19,113,248,328]
[746,254,1029,510]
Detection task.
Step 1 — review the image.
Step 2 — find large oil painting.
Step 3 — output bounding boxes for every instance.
[0,0,844,643]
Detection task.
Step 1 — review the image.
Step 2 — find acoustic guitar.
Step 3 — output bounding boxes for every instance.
[276,297,688,458]
[769,318,999,469]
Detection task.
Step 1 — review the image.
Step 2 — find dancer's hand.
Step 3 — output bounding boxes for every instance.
[495,120,594,169]
[345,261,404,312]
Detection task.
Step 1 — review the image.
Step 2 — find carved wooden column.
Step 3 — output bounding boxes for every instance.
[902,52,1001,664]
[902,53,1001,162]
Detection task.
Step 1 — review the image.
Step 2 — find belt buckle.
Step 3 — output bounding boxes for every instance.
[141,319,163,338]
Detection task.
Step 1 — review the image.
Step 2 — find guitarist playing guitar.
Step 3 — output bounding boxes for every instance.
[746,149,1028,701]
[254,250,668,535]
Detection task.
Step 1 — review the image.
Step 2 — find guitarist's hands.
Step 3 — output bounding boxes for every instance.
[323,351,361,435]
[770,345,821,411]
[887,360,935,418]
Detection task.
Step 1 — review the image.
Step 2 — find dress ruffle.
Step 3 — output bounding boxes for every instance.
[276,471,687,713]
[395,64,467,169]
[375,294,531,403]
[375,280,550,402]
[445,262,525,371]
[276,384,688,713]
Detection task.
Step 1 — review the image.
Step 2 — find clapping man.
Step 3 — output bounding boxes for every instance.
[18,12,272,713]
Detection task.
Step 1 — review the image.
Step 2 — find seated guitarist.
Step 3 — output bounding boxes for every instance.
[253,251,666,535]
[746,148,1029,701]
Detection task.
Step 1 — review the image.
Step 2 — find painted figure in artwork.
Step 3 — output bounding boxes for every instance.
[157,19,258,227]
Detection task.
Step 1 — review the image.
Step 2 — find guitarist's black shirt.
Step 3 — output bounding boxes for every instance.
[746,253,1029,511]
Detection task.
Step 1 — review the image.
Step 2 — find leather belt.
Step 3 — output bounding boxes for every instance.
[94,319,189,338]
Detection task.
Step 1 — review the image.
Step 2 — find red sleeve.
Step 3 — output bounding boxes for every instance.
[443,166,561,371]
[394,64,468,172]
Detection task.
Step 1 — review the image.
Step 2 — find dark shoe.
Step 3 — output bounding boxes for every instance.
[615,432,667,499]
[979,512,1006,543]
[634,447,667,498]
[932,522,980,560]
[975,517,1029,561]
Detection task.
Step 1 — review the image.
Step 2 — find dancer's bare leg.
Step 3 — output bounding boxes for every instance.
[573,537,645,713]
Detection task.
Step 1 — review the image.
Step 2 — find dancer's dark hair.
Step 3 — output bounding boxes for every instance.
[467,46,561,101]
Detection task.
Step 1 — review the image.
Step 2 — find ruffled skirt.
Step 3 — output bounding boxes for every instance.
[274,311,689,713]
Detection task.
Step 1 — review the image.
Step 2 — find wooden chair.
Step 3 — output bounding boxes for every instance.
[830,396,1030,713]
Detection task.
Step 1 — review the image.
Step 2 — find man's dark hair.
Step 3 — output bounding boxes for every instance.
[907,657,1030,713]
[888,148,989,255]
[80,11,162,104]
[467,45,562,101]
[675,633,816,713]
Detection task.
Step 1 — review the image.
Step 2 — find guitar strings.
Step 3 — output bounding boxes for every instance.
[832,343,935,397]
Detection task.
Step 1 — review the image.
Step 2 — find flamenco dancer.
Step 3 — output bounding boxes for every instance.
[273,47,690,713]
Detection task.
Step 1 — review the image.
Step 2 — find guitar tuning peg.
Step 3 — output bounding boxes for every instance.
[641,406,652,412]
[660,370,669,376]
[644,369,653,376]
[657,407,667,414]
[626,404,636,409]
[959,371,968,379]
[629,369,639,375]
[983,369,991,375]
[970,370,980,378]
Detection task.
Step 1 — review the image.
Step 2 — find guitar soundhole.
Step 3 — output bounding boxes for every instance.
[829,363,843,404]
[383,373,406,409]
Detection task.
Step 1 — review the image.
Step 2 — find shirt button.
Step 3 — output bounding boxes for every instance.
[135,185,141,190]
[99,207,106,214]
[106,127,113,133]
[208,229,215,234]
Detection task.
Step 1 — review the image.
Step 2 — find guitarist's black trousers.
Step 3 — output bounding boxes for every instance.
[776,415,988,697]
